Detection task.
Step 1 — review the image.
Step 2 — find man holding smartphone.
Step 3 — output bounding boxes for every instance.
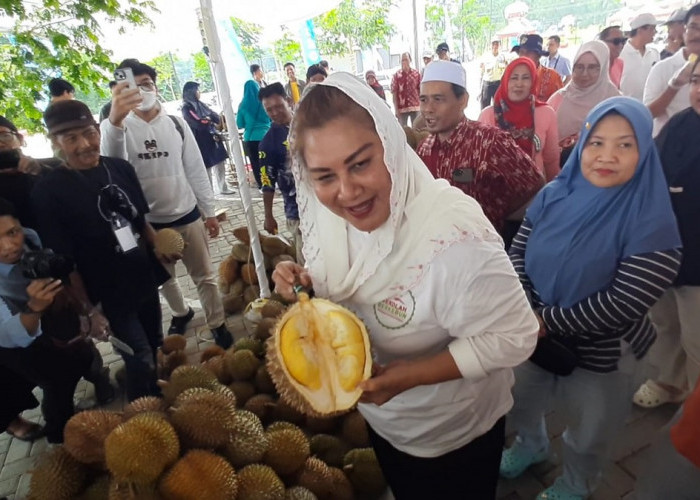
[101,59,233,348]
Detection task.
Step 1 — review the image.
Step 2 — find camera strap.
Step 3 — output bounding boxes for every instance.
[68,161,139,253]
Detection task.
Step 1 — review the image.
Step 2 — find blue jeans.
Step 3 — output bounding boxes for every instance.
[102,291,162,401]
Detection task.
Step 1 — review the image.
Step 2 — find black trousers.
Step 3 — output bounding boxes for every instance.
[0,335,95,443]
[480,80,501,109]
[102,290,162,402]
[368,416,506,500]
[243,140,262,189]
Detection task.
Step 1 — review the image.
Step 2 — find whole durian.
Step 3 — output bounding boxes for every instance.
[170,387,237,448]
[225,348,262,381]
[229,381,257,407]
[343,448,387,497]
[63,410,122,465]
[123,397,169,421]
[266,292,372,416]
[221,410,269,468]
[105,413,180,486]
[158,364,219,404]
[294,457,333,499]
[309,434,349,468]
[263,426,310,475]
[28,446,88,500]
[237,464,285,500]
[341,411,370,448]
[153,228,184,257]
[327,467,354,500]
[159,449,239,500]
[161,334,187,354]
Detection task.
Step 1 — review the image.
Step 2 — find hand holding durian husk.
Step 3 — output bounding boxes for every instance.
[268,263,372,416]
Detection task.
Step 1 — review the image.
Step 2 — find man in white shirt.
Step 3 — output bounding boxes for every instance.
[544,35,572,85]
[644,5,700,136]
[101,59,233,348]
[620,13,661,100]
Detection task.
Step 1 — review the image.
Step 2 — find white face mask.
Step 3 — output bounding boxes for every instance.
[137,90,157,111]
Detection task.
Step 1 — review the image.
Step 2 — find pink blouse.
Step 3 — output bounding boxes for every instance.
[478,105,561,182]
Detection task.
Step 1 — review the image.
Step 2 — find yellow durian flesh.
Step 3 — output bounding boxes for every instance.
[269,293,371,416]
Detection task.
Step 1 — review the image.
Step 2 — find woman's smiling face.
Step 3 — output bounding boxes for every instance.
[303,116,392,232]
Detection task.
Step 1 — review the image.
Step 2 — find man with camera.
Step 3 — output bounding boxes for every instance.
[101,59,233,348]
[0,197,108,443]
[31,99,171,401]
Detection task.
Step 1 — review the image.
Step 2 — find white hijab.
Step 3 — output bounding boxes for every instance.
[290,72,500,305]
[554,40,621,139]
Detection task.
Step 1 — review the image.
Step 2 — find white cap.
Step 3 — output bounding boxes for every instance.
[421,60,466,89]
[629,13,658,30]
[422,50,433,59]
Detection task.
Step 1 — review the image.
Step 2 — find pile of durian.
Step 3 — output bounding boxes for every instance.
[28,300,385,500]
[219,226,298,315]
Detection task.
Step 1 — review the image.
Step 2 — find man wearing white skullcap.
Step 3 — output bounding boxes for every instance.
[417,61,544,245]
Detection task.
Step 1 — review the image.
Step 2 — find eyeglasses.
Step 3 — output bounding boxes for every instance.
[573,64,601,74]
[137,81,156,92]
[604,37,627,46]
[0,131,19,144]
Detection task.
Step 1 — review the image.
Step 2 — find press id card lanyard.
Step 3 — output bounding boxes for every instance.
[96,165,138,253]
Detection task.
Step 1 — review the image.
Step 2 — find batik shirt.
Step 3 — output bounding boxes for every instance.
[390,68,421,114]
[417,118,544,232]
[535,65,563,102]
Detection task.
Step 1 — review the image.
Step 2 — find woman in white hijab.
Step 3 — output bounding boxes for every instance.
[548,40,620,165]
[272,72,538,498]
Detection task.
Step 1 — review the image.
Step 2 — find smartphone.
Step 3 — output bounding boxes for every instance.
[0,149,21,170]
[114,67,137,90]
[452,168,474,184]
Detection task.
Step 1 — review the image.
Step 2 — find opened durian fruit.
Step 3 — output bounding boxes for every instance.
[267,290,372,416]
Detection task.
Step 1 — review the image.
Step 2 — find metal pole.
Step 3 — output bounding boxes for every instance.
[199,0,271,298]
[412,0,420,68]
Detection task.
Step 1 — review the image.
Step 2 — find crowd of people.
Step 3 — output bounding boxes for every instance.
[1,5,700,499]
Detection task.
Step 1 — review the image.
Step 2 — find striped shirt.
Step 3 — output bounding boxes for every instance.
[509,219,681,373]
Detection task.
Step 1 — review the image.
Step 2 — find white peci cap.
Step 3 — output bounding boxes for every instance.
[421,60,466,89]
[629,13,659,30]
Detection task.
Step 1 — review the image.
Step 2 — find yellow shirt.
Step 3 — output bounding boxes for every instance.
[290,81,300,103]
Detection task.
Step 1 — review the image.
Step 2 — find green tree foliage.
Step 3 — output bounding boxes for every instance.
[0,0,157,132]
[425,0,492,59]
[231,16,264,64]
[273,28,304,68]
[146,52,181,102]
[313,0,395,56]
[192,52,214,92]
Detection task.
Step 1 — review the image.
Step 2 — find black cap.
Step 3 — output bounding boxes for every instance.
[44,100,97,135]
[0,116,18,133]
[511,34,548,56]
[436,42,449,52]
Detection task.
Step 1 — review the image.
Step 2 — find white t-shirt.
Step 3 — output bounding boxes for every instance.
[100,108,216,223]
[643,49,692,137]
[620,42,660,101]
[345,227,539,457]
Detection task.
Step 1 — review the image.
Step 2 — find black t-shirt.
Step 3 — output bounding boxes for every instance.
[31,157,163,307]
[0,156,62,230]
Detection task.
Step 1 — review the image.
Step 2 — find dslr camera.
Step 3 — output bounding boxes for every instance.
[19,249,75,283]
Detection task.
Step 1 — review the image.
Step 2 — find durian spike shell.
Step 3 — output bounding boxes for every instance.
[108,481,161,500]
[28,446,88,500]
[153,228,184,256]
[233,226,252,245]
[326,467,354,500]
[170,387,237,448]
[241,263,259,285]
[294,457,333,499]
[161,334,187,354]
[237,464,285,500]
[285,486,319,500]
[231,242,251,262]
[263,427,310,475]
[267,292,372,416]
[104,413,180,486]
[261,234,292,257]
[342,448,387,496]
[200,344,226,363]
[158,364,219,404]
[159,449,239,500]
[222,410,269,468]
[122,397,168,421]
[219,256,240,284]
[63,410,123,465]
